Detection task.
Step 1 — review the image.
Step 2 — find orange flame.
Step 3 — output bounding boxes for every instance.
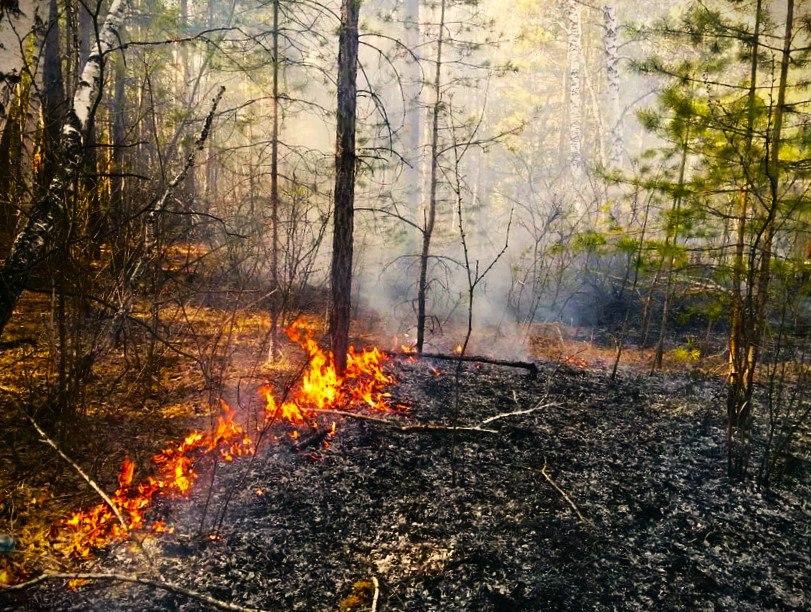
[261,321,393,425]
[51,319,396,564]
[57,402,255,559]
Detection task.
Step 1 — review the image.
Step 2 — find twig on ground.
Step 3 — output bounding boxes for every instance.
[481,401,557,425]
[293,427,331,451]
[24,413,128,534]
[310,409,499,435]
[1,572,266,612]
[370,575,380,612]
[389,350,538,375]
[539,461,592,527]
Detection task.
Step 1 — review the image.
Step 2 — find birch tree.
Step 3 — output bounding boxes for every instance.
[0,0,130,337]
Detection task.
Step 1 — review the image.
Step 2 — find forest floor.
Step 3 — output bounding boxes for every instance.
[1,328,809,610]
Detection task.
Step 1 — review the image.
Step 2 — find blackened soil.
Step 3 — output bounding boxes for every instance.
[4,359,809,611]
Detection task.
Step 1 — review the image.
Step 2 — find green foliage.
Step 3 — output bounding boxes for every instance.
[571,230,607,254]
[615,235,639,255]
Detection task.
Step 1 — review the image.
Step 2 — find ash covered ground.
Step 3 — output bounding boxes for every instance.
[4,358,809,611]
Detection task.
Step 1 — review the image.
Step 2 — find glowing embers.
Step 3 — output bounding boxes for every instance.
[262,320,394,425]
[58,404,254,559]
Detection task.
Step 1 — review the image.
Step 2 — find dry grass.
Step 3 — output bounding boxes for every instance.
[0,288,274,584]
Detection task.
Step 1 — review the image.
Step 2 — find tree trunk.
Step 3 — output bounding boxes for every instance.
[602,3,622,166]
[39,0,66,196]
[268,0,281,360]
[0,0,129,338]
[403,0,421,210]
[0,0,44,118]
[727,0,761,431]
[329,0,360,375]
[78,0,102,253]
[179,0,197,218]
[652,137,689,371]
[566,0,583,173]
[415,0,445,354]
[0,80,27,256]
[726,0,793,477]
[109,54,126,232]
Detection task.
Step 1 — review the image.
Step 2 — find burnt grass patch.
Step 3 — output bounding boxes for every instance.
[4,359,809,610]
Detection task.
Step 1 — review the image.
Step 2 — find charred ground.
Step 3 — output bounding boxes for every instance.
[3,357,808,611]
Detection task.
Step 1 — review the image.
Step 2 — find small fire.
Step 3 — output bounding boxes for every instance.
[561,354,589,369]
[262,320,394,426]
[58,403,254,559]
[454,345,463,355]
[45,319,396,567]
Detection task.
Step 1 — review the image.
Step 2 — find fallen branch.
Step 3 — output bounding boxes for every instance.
[310,409,499,435]
[539,461,591,527]
[370,575,380,612]
[390,350,538,375]
[24,414,129,534]
[1,572,266,612]
[292,427,331,451]
[481,401,557,425]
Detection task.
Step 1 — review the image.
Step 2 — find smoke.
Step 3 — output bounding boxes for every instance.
[196,0,675,359]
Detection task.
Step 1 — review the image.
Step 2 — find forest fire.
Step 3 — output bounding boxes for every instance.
[58,404,254,559]
[262,320,394,424]
[51,321,395,566]
[1,0,807,606]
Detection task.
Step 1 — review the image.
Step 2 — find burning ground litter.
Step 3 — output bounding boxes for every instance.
[2,354,808,610]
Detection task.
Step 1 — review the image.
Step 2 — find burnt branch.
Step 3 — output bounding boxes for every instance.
[1,572,267,611]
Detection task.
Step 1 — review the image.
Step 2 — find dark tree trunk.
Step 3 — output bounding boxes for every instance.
[39,0,65,194]
[78,0,101,253]
[0,86,25,257]
[110,55,126,228]
[268,0,280,359]
[726,0,794,477]
[415,0,445,354]
[329,0,360,375]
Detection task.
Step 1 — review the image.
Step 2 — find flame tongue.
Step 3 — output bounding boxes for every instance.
[59,403,255,559]
[55,319,394,562]
[262,321,393,424]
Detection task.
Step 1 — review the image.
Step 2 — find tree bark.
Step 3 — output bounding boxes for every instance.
[109,53,126,230]
[0,0,44,118]
[566,0,583,173]
[415,0,445,354]
[0,0,129,338]
[329,0,360,375]
[602,3,622,166]
[403,0,421,210]
[726,0,794,477]
[727,0,761,429]
[39,0,65,195]
[268,0,281,360]
[78,0,102,252]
